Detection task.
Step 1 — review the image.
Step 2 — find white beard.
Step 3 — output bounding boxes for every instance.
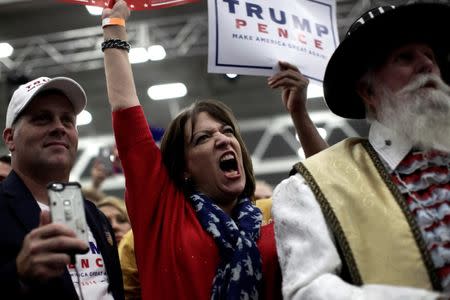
[376,74,450,152]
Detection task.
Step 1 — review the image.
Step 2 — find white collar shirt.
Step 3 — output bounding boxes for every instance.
[368,120,414,171]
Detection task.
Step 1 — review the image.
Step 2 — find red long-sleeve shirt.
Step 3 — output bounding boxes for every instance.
[113,106,281,300]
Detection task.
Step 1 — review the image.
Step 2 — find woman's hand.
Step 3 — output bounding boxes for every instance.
[102,0,130,21]
[102,0,139,110]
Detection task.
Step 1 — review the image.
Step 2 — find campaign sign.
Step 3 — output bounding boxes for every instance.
[58,0,198,10]
[208,0,339,84]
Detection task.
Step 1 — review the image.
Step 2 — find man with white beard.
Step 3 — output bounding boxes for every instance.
[272,3,450,300]
[375,73,450,152]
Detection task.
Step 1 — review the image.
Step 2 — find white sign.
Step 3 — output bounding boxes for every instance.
[207,0,339,85]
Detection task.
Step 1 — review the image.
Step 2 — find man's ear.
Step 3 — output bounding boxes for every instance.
[356,81,377,111]
[3,128,15,152]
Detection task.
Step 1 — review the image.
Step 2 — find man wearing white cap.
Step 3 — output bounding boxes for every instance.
[0,77,124,299]
[273,3,450,299]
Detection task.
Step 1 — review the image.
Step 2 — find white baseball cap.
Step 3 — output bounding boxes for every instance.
[5,76,87,128]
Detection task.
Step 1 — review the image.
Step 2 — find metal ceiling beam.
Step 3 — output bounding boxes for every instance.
[0,13,208,79]
[0,0,387,79]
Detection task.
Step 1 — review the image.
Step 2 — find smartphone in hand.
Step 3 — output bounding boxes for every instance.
[48,182,89,243]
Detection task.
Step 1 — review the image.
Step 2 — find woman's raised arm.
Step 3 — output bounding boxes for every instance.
[102,0,139,111]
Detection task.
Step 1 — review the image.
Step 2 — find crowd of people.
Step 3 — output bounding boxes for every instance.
[0,1,449,299]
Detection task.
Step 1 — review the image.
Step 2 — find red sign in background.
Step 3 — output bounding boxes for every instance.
[58,0,198,10]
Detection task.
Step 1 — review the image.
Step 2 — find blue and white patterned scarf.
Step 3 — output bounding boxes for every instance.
[189,193,263,300]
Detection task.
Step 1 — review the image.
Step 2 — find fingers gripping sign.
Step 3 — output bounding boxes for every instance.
[266,61,328,157]
[103,0,130,21]
[267,61,309,114]
[16,211,89,284]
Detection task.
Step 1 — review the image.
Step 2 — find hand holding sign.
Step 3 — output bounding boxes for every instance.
[57,0,198,10]
[267,61,309,114]
[102,0,130,20]
[207,0,339,85]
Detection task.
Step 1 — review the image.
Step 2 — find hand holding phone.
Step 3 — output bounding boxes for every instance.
[97,146,122,176]
[16,210,89,283]
[48,182,89,243]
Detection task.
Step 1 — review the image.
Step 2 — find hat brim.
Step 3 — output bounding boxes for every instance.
[33,77,87,115]
[323,3,450,119]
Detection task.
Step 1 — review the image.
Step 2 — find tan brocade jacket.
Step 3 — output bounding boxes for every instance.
[292,138,440,290]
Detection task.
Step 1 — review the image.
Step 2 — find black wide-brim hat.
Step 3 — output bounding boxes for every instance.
[323,3,450,119]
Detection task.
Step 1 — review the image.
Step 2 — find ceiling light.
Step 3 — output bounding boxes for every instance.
[85,5,103,15]
[0,43,13,58]
[147,83,187,101]
[226,73,238,79]
[307,82,324,99]
[148,45,166,61]
[129,47,149,64]
[77,110,92,126]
